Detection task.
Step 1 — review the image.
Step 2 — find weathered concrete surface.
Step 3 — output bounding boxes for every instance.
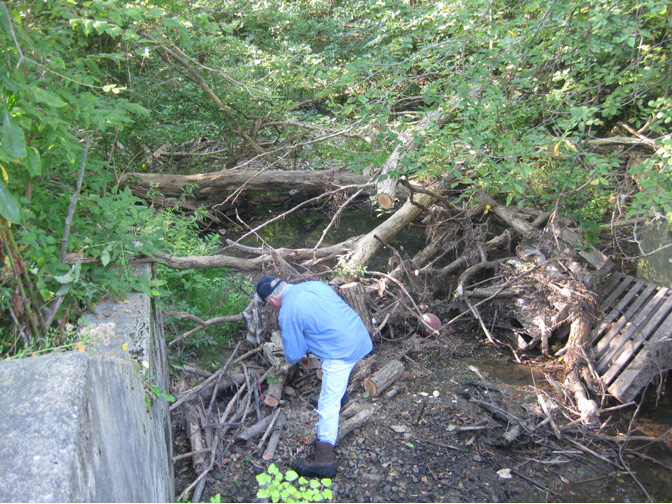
[0,264,173,502]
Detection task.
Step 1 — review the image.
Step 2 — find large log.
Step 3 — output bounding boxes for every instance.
[120,169,371,202]
[343,188,439,270]
[303,406,376,445]
[363,359,405,397]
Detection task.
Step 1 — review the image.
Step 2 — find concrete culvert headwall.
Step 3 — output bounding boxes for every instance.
[0,264,174,503]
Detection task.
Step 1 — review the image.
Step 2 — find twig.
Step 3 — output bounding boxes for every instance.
[313,187,366,253]
[566,438,622,469]
[207,341,240,416]
[61,138,90,262]
[442,261,548,329]
[172,449,213,462]
[465,299,497,345]
[257,408,281,450]
[510,469,561,498]
[167,312,244,347]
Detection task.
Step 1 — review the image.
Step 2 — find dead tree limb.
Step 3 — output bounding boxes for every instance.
[140,31,277,166]
[375,110,447,209]
[343,189,439,270]
[120,169,371,203]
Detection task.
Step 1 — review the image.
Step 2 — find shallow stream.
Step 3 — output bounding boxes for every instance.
[446,349,672,502]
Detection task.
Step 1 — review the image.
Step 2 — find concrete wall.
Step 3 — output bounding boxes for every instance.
[0,264,174,502]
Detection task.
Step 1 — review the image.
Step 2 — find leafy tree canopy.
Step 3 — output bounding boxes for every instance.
[0,0,671,353]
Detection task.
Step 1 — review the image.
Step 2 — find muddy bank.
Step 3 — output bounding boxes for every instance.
[171,322,672,503]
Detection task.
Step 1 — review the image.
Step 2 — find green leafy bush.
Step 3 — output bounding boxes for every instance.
[256,463,333,503]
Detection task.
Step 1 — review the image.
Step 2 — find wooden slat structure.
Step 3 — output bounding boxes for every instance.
[591,272,672,403]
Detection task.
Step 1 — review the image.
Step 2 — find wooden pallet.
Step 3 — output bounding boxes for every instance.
[591,272,672,403]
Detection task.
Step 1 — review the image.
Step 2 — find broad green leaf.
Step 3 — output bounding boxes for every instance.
[163,18,183,28]
[1,108,27,160]
[30,86,67,108]
[56,283,71,296]
[54,262,79,284]
[26,147,42,177]
[0,180,21,223]
[101,247,111,267]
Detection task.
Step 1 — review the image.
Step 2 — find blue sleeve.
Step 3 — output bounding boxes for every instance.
[279,316,308,364]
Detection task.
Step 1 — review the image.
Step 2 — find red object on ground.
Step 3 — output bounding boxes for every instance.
[421,313,441,336]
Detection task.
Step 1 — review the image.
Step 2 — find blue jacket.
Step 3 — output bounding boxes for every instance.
[278,281,372,364]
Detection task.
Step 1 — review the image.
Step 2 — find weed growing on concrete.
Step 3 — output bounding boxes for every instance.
[142,369,175,410]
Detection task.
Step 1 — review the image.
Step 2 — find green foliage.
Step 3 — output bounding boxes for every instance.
[0,318,92,360]
[256,463,333,503]
[2,0,672,354]
[142,368,176,410]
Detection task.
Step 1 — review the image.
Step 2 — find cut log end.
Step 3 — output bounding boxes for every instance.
[363,359,405,397]
[376,193,394,210]
[263,395,280,408]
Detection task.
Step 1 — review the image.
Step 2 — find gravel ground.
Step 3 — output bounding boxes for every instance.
[173,322,670,503]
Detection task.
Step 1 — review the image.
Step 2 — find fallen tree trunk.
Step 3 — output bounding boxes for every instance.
[565,313,599,424]
[343,188,439,270]
[65,238,360,270]
[120,169,371,202]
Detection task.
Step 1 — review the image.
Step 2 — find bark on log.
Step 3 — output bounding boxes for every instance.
[264,364,293,408]
[236,414,274,441]
[262,411,287,461]
[338,282,373,334]
[120,169,371,202]
[185,404,208,473]
[475,192,538,237]
[565,314,599,424]
[344,189,439,270]
[363,359,405,397]
[303,406,376,445]
[336,407,375,442]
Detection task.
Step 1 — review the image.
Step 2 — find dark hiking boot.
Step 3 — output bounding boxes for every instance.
[293,441,336,478]
[309,392,349,410]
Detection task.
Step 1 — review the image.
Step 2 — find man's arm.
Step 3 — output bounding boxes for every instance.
[280,319,308,364]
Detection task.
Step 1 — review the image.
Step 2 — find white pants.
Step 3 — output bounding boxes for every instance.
[317,358,357,445]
